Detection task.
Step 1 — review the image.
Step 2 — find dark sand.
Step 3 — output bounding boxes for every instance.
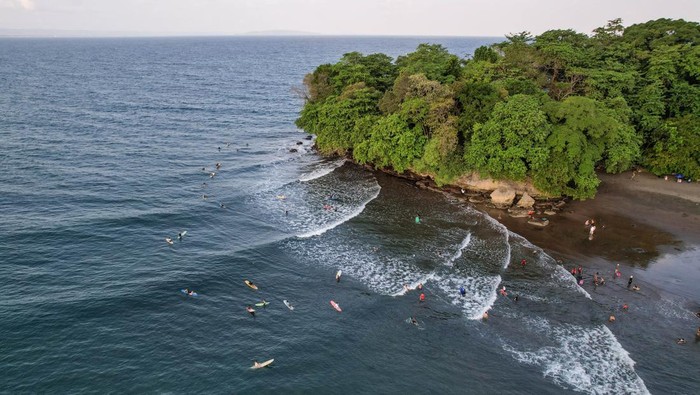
[485,169,700,302]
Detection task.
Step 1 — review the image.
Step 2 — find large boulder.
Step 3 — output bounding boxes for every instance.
[516,192,535,209]
[490,187,516,208]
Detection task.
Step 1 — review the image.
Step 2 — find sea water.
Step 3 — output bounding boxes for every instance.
[1,37,698,394]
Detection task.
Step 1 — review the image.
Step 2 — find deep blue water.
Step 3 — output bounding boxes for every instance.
[1,37,698,394]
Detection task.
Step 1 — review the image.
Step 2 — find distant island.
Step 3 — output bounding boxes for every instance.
[295,18,699,200]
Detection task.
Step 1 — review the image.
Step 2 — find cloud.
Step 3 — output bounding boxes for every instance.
[19,0,35,10]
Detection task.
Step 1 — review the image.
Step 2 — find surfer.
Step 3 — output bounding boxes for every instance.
[676,338,687,345]
[165,237,173,245]
[261,299,267,308]
[459,286,466,297]
[210,172,216,178]
[177,232,182,240]
[220,202,226,208]
[246,306,255,317]
[410,316,418,325]
[215,162,221,170]
[335,270,342,283]
[202,194,208,200]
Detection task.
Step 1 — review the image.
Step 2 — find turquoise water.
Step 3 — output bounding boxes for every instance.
[1,37,698,394]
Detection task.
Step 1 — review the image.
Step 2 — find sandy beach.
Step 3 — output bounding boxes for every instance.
[485,168,700,308]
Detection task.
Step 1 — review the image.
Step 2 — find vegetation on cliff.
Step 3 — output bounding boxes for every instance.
[296,19,700,199]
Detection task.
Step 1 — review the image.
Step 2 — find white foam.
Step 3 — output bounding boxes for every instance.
[444,233,471,267]
[504,322,649,395]
[480,212,511,269]
[299,159,346,182]
[432,273,501,320]
[296,185,380,238]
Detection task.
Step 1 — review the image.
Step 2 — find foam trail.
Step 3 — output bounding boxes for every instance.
[552,264,592,300]
[504,322,649,395]
[431,273,502,320]
[444,233,471,267]
[391,272,437,296]
[296,185,381,239]
[299,159,346,182]
[481,213,512,269]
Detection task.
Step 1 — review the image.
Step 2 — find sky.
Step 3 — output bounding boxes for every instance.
[0,0,698,37]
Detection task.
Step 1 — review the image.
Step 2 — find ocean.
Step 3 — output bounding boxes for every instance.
[1,36,698,394]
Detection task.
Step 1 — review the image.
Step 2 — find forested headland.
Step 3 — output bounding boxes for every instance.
[296,19,699,199]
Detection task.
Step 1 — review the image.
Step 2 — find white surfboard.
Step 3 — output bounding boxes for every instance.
[251,358,274,369]
[283,300,294,311]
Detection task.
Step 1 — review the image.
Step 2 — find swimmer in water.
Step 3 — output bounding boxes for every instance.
[676,338,686,345]
[177,232,182,240]
[410,316,418,325]
[210,172,216,178]
[632,284,640,291]
[609,315,616,322]
[459,286,466,297]
[246,306,255,317]
[482,311,489,320]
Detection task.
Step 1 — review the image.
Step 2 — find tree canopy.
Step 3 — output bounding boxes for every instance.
[296,18,700,199]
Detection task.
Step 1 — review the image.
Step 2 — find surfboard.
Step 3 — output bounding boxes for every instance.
[330,300,342,312]
[251,358,274,369]
[255,301,269,307]
[180,231,187,237]
[283,300,294,310]
[181,289,198,297]
[165,238,174,245]
[244,280,258,290]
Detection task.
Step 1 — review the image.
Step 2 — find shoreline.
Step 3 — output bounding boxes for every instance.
[365,162,700,304]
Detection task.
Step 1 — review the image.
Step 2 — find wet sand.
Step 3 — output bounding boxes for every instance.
[485,169,700,303]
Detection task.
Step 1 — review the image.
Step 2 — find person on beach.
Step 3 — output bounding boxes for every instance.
[589,225,596,240]
[459,286,466,297]
[627,276,634,288]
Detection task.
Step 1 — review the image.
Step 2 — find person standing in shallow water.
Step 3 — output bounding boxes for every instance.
[627,275,634,288]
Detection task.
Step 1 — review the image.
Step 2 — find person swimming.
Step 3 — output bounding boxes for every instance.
[459,286,466,297]
[676,338,686,345]
[499,286,507,296]
[609,315,616,322]
[419,293,425,302]
[410,316,418,325]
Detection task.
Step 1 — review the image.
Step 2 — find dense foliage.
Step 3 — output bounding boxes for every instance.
[296,19,700,199]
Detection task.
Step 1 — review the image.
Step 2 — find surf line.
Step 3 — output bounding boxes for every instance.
[445,232,472,267]
[298,159,346,182]
[296,184,381,239]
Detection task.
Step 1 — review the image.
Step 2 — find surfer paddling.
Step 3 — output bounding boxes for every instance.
[246,306,255,317]
[335,270,342,283]
[165,237,174,245]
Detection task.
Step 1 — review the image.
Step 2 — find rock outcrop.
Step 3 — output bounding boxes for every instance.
[490,187,516,208]
[516,192,535,209]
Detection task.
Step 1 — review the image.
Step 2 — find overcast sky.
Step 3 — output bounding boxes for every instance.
[1,0,698,37]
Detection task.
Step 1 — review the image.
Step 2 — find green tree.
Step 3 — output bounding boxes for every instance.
[396,44,462,84]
